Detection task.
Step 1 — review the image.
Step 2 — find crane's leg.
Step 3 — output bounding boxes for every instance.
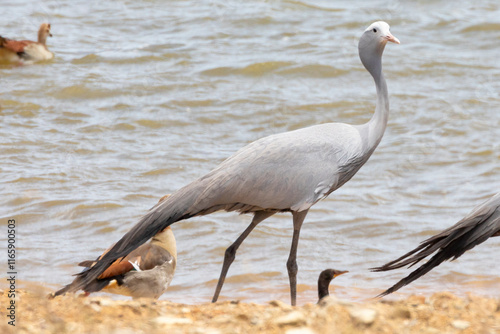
[287,209,308,306]
[212,210,275,303]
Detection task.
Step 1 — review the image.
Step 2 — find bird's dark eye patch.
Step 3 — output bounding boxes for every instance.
[372,28,377,33]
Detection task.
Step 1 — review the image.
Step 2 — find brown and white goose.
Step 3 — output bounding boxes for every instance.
[54,195,177,299]
[0,23,53,63]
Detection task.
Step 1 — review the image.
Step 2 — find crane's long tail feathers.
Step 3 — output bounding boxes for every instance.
[53,275,113,297]
[57,186,201,295]
[372,207,500,297]
[53,282,74,297]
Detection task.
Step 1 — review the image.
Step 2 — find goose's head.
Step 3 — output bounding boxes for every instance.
[358,21,399,74]
[38,23,52,44]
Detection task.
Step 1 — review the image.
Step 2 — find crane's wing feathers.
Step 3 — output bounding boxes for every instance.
[373,192,500,297]
[190,123,365,213]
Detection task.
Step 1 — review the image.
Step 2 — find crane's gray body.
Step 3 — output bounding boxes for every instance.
[174,122,369,215]
[57,22,399,304]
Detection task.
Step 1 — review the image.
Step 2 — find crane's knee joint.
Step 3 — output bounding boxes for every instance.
[286,259,298,274]
[224,245,237,262]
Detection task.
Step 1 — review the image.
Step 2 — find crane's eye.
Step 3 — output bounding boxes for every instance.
[372,28,377,33]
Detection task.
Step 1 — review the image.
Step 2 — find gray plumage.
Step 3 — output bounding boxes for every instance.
[373,192,500,297]
[57,21,399,305]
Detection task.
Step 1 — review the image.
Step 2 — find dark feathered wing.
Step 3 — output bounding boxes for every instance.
[372,193,500,297]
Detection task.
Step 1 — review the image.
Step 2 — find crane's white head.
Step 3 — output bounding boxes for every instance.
[363,21,399,45]
[358,21,399,76]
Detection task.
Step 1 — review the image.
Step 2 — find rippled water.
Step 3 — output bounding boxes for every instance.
[1,0,499,304]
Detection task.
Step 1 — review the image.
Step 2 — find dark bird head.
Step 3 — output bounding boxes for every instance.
[318,269,348,301]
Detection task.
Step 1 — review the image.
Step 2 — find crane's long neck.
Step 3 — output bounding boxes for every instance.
[362,48,389,151]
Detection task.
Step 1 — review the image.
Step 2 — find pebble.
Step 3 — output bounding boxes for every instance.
[111,328,142,334]
[65,322,81,332]
[152,316,193,326]
[274,311,306,326]
[392,306,411,319]
[451,320,470,330]
[349,308,377,325]
[337,299,354,307]
[285,327,317,334]
[89,303,102,312]
[269,300,293,310]
[212,314,233,323]
[317,296,338,307]
[190,327,221,334]
[95,298,115,307]
[139,301,151,307]
[407,295,426,306]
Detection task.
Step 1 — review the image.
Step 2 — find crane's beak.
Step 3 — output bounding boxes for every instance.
[386,33,400,44]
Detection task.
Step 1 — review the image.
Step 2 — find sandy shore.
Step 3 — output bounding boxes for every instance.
[1,287,499,334]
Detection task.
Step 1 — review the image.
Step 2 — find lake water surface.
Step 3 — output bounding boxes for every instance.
[1,0,499,304]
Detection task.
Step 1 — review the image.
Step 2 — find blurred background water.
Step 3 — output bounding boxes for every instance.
[0,0,499,304]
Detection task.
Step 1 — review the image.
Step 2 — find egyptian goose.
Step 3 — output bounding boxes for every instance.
[0,23,53,63]
[54,195,177,299]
